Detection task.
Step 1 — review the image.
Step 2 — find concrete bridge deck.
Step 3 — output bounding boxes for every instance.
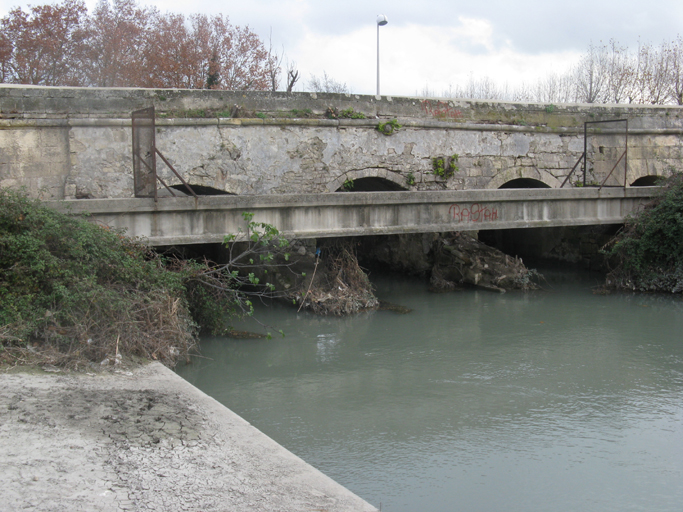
[49,187,656,246]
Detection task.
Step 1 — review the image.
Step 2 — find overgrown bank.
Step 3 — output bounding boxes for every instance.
[602,173,683,293]
[0,190,262,369]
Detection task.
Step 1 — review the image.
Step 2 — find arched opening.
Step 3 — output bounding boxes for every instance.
[631,176,664,187]
[165,184,235,196]
[335,177,407,192]
[498,178,550,189]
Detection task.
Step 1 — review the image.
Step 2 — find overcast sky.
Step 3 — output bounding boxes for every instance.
[2,0,683,97]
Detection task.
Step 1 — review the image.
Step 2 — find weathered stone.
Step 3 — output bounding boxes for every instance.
[1,85,683,200]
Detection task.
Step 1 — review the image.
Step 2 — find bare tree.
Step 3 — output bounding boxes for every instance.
[631,41,671,104]
[264,29,283,92]
[573,42,609,103]
[308,71,349,94]
[667,35,683,105]
[286,60,300,92]
[604,39,633,104]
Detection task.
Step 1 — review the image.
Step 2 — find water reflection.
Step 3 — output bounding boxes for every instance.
[178,269,683,512]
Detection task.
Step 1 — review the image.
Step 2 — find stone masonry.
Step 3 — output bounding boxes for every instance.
[1,85,682,199]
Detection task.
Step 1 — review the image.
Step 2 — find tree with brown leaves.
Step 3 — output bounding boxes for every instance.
[1,0,88,85]
[81,0,152,87]
[0,0,279,91]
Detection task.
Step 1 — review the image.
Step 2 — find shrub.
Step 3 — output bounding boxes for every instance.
[602,172,683,292]
[0,189,262,368]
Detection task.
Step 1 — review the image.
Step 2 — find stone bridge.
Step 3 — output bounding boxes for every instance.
[1,85,682,202]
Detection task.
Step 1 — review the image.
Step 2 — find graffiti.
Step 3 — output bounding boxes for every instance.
[449,203,498,223]
[421,99,462,119]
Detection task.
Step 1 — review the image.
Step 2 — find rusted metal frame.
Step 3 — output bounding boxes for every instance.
[624,119,629,189]
[134,150,178,197]
[131,106,197,201]
[154,148,198,198]
[583,122,588,186]
[154,173,178,197]
[583,119,629,189]
[598,150,627,190]
[131,107,157,201]
[560,152,585,188]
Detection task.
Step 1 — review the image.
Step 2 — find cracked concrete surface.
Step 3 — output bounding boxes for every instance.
[0,363,378,512]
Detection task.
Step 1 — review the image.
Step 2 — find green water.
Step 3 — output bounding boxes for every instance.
[177,268,683,512]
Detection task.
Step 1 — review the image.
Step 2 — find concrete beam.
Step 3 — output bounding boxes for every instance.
[48,187,656,246]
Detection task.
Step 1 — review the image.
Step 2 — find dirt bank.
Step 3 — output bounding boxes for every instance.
[0,363,377,512]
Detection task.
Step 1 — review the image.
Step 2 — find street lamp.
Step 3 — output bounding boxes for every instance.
[376,14,388,96]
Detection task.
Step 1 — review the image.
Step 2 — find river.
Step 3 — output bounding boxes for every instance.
[176,266,683,512]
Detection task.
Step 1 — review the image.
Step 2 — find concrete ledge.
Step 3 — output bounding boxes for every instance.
[2,115,682,135]
[0,363,378,512]
[46,188,656,245]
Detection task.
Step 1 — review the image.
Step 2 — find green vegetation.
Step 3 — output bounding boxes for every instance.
[291,108,313,117]
[377,119,401,135]
[0,190,292,368]
[343,178,355,191]
[432,154,459,179]
[158,108,233,119]
[340,108,366,119]
[325,107,367,119]
[406,173,416,186]
[602,172,683,292]
[573,180,600,187]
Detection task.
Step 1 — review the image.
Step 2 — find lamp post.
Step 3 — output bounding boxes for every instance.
[376,14,388,96]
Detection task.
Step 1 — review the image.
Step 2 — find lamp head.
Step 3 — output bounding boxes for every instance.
[376,14,388,26]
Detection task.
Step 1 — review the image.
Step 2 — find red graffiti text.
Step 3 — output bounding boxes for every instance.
[449,203,499,223]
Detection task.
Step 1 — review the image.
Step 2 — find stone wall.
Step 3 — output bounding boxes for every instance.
[2,85,683,199]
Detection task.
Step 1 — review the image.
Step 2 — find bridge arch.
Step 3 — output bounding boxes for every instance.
[631,175,664,187]
[498,178,551,189]
[487,169,559,189]
[166,184,235,196]
[327,170,408,192]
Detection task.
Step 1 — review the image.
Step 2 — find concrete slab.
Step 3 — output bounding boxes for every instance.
[0,363,378,512]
